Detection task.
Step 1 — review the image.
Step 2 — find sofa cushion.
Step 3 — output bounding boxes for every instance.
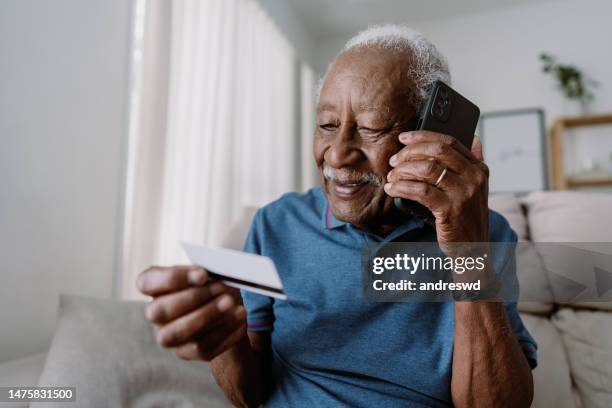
[515,244,556,315]
[552,309,612,408]
[0,352,48,408]
[521,191,612,242]
[521,191,612,311]
[489,194,529,240]
[36,295,230,407]
[489,194,554,315]
[520,314,576,408]
[0,352,47,387]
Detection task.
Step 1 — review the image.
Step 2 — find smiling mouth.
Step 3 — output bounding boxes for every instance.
[331,180,369,197]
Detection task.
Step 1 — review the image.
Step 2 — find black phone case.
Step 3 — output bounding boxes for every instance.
[394,80,480,224]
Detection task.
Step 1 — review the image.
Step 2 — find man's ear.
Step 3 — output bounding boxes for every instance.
[471,136,484,162]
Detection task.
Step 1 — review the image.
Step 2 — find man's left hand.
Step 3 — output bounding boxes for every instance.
[385,130,489,244]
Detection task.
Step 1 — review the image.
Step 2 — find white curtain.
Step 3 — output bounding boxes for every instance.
[300,63,318,190]
[121,0,316,299]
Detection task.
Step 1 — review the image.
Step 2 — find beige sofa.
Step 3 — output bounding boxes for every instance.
[4,191,611,407]
[489,191,612,408]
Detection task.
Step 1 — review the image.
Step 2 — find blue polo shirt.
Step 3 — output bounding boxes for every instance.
[241,187,537,407]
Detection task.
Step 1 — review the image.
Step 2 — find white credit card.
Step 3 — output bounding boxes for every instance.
[181,242,286,300]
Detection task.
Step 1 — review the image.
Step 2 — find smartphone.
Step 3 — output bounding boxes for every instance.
[393,80,480,224]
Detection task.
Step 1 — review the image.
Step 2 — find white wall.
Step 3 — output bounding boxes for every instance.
[0,0,133,362]
[415,0,612,121]
[313,0,612,176]
[315,0,612,118]
[257,0,316,68]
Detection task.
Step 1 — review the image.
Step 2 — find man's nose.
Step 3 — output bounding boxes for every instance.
[324,125,362,168]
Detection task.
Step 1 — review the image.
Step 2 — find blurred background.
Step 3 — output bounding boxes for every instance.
[1,0,611,405]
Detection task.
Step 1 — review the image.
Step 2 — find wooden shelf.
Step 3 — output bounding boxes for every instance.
[548,113,612,190]
[561,113,612,128]
[566,177,612,188]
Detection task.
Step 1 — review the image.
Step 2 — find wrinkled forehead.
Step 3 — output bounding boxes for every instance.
[318,47,415,115]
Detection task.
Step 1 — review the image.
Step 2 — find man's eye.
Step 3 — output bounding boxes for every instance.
[358,127,383,136]
[358,127,376,133]
[319,124,337,131]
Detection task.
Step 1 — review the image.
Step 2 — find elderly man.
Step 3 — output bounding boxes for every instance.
[137,25,536,407]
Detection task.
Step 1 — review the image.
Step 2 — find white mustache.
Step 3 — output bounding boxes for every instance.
[323,164,384,187]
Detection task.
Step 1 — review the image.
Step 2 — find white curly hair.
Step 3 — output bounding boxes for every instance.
[316,24,451,115]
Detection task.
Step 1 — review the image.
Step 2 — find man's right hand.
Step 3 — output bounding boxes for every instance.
[137,265,247,362]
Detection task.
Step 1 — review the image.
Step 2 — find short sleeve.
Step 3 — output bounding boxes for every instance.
[241,210,275,332]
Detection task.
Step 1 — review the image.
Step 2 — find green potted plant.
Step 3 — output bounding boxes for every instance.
[540,53,598,114]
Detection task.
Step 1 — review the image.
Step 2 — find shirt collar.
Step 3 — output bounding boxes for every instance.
[324,204,347,229]
[323,200,427,240]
